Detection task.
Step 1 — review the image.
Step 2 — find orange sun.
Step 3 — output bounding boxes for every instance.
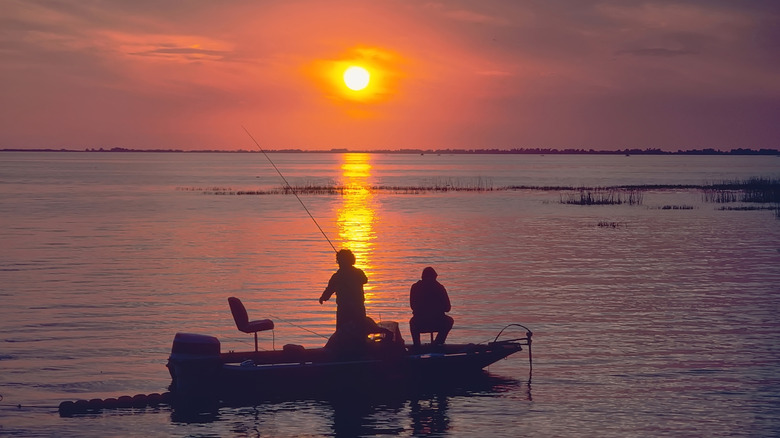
[343,66,370,91]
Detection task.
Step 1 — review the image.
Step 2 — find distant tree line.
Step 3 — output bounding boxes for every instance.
[1,147,778,155]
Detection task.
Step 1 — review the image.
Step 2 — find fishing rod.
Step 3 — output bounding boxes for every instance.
[242,125,337,253]
[241,126,341,339]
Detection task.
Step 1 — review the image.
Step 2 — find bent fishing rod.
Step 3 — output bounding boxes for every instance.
[242,125,337,254]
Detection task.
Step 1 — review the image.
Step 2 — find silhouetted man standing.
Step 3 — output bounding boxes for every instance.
[320,249,368,331]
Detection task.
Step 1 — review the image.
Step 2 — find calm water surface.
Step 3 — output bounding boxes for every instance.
[1,152,779,437]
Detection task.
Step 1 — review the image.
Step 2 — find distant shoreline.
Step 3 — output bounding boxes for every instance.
[1,147,778,155]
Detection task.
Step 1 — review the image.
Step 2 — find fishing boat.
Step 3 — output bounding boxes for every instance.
[165,135,532,403]
[166,298,532,403]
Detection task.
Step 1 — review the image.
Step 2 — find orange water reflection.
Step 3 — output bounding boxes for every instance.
[336,153,377,300]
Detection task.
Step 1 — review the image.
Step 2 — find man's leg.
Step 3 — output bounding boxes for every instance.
[409,317,422,347]
[433,316,454,345]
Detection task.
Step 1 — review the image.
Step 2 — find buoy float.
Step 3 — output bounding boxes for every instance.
[58,392,172,416]
[146,393,163,406]
[116,395,133,408]
[57,401,76,416]
[101,397,119,409]
[72,400,89,412]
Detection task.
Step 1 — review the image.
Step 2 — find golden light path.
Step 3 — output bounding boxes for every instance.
[336,153,376,300]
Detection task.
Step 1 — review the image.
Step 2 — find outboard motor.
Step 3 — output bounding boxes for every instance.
[376,320,404,346]
[167,333,222,399]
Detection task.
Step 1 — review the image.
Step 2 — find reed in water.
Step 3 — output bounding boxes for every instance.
[559,189,643,206]
[702,177,780,203]
[179,177,778,218]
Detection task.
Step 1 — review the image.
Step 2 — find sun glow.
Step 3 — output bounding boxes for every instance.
[308,46,401,105]
[343,66,370,91]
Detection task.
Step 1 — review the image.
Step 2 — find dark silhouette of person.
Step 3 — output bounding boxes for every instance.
[320,249,368,331]
[319,249,396,355]
[320,248,380,353]
[409,267,453,347]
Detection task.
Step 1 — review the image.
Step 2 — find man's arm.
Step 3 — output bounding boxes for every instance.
[441,284,451,313]
[319,274,337,304]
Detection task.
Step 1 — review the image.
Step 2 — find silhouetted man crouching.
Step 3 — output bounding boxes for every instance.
[409,267,453,347]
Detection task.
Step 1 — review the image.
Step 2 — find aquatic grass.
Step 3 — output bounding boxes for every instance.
[739,177,780,203]
[178,177,778,214]
[559,189,643,206]
[178,177,498,196]
[361,177,496,193]
[660,205,695,210]
[702,189,739,203]
[281,184,343,195]
[717,206,778,211]
[702,177,780,203]
[419,176,495,191]
[176,186,275,195]
[177,186,235,192]
[508,183,701,191]
[376,185,493,194]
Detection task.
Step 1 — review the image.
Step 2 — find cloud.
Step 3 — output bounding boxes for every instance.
[127,43,232,62]
[616,47,697,57]
[423,2,511,26]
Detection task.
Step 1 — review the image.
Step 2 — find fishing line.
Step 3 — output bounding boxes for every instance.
[242,126,339,341]
[269,314,330,340]
[242,125,337,253]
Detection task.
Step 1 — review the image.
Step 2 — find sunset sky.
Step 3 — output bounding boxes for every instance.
[1,1,778,151]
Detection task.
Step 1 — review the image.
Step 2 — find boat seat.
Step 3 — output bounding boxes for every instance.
[228,297,274,351]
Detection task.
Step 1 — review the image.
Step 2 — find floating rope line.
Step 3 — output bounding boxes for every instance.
[0,394,59,411]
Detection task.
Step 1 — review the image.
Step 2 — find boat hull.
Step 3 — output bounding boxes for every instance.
[167,332,526,402]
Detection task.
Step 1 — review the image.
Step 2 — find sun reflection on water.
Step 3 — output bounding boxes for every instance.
[336,153,376,299]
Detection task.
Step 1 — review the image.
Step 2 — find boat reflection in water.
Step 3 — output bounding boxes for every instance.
[170,371,527,434]
[304,373,524,437]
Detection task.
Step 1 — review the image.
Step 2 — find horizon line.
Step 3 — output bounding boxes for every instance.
[2,147,780,155]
